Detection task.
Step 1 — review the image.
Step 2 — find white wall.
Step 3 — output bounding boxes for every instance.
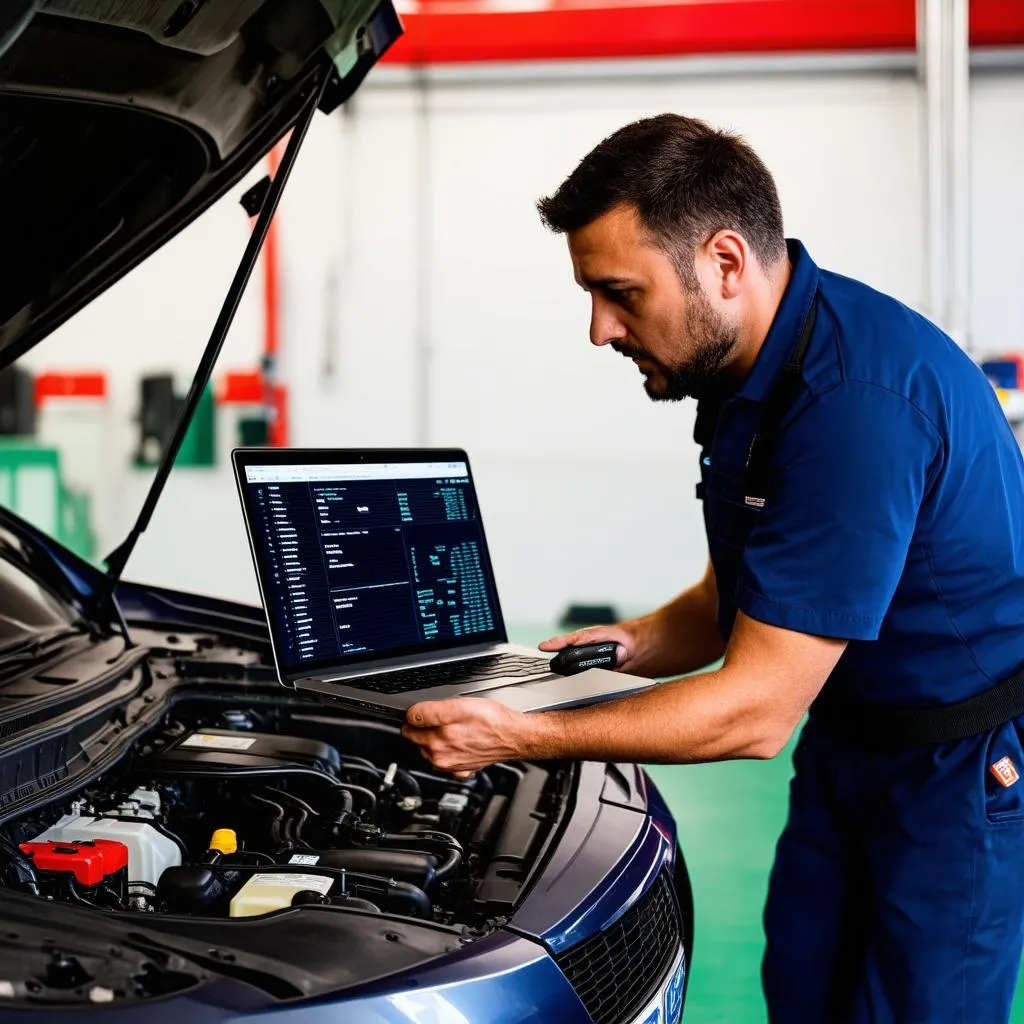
[421,68,926,625]
[19,62,1024,628]
[970,71,1024,358]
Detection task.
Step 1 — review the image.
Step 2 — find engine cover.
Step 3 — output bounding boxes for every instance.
[147,729,341,775]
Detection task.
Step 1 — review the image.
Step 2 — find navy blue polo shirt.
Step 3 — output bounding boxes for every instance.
[696,240,1024,707]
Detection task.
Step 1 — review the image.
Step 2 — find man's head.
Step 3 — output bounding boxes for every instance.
[537,114,787,401]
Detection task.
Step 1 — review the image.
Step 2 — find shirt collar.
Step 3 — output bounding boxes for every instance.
[735,238,820,404]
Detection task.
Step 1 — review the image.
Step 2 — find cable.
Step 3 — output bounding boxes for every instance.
[341,755,382,776]
[245,791,286,848]
[264,787,319,818]
[0,834,39,896]
[232,850,275,865]
[340,762,382,786]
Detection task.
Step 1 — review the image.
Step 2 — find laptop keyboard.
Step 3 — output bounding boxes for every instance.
[354,654,551,695]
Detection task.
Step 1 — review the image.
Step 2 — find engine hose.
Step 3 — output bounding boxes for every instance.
[334,783,376,816]
[179,863,432,918]
[264,787,320,818]
[340,762,384,790]
[148,765,376,815]
[66,876,125,911]
[393,768,421,798]
[373,830,464,882]
[471,769,494,801]
[432,848,462,881]
[334,788,354,817]
[286,808,311,849]
[246,792,286,847]
[341,755,382,777]
[148,764,351,793]
[0,834,39,896]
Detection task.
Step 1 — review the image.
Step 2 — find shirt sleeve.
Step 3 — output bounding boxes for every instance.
[736,381,943,641]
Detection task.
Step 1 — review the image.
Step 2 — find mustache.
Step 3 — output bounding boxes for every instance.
[610,341,647,361]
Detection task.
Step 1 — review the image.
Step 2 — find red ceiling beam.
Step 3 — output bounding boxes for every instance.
[381,0,1024,65]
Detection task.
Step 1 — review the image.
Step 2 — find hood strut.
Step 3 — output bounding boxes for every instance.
[101,67,332,640]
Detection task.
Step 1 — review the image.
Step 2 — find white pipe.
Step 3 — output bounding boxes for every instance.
[921,0,948,331]
[948,0,971,351]
[413,67,432,445]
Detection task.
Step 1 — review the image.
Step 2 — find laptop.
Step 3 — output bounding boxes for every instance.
[232,447,654,720]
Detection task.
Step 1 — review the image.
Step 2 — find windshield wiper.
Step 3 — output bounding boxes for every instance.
[99,66,332,644]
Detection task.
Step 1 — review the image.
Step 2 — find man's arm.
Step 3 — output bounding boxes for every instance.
[541,558,726,679]
[402,612,846,772]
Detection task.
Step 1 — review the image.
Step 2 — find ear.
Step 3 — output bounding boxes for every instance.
[702,230,749,300]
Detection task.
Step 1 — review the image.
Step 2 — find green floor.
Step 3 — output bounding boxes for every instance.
[511,627,1024,1022]
[649,748,1024,1023]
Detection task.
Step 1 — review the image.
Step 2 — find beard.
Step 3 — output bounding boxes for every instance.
[612,287,738,402]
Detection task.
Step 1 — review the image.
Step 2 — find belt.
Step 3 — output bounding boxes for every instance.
[809,666,1024,748]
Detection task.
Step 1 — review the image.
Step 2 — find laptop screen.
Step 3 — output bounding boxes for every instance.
[236,451,507,677]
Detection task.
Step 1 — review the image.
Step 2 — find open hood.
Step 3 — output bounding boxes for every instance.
[0,0,400,369]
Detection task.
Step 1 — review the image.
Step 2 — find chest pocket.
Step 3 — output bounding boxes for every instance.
[698,452,761,641]
[702,461,762,550]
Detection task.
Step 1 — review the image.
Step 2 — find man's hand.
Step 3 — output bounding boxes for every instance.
[540,560,725,679]
[540,621,648,673]
[402,697,537,776]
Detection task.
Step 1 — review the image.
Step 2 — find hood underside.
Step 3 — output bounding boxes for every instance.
[0,0,399,368]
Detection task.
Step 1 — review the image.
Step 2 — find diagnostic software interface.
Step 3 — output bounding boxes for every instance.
[243,460,503,671]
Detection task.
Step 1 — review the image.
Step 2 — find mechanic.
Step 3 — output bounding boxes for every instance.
[400,114,1024,1022]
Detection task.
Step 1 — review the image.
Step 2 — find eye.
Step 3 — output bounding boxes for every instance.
[606,286,637,308]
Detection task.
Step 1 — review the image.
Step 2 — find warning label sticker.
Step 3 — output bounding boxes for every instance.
[181,733,257,751]
[248,873,333,894]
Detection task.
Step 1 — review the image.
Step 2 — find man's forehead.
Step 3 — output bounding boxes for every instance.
[568,208,661,287]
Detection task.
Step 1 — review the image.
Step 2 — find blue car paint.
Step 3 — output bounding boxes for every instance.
[0,508,687,1021]
[518,806,671,956]
[248,931,593,1024]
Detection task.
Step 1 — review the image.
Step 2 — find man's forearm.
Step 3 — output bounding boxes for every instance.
[631,575,725,678]
[403,613,845,774]
[521,665,788,764]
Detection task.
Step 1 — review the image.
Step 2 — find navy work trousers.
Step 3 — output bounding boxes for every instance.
[763,717,1024,1023]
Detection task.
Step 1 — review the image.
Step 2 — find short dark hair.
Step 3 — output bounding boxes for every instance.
[537,114,786,283]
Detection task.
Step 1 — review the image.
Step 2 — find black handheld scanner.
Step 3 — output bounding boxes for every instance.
[548,642,619,676]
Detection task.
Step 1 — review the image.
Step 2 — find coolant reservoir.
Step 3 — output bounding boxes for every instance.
[33,816,181,887]
[230,872,334,917]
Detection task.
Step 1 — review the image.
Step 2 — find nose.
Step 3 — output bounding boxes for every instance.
[589,298,627,349]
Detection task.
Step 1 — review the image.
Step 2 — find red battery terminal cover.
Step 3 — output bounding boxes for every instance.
[19,839,129,887]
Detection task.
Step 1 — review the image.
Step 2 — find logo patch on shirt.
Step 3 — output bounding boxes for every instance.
[744,495,766,509]
[990,756,1020,788]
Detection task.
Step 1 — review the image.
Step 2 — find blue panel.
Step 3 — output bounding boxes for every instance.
[248,931,590,1024]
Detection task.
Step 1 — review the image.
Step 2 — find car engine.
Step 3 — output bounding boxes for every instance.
[1,696,557,930]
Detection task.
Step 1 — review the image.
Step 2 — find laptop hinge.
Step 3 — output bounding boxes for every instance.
[306,642,509,683]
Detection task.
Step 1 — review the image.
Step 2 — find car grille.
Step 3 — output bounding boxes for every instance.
[556,871,682,1024]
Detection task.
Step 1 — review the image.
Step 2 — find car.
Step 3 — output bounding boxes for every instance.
[0,3,693,1022]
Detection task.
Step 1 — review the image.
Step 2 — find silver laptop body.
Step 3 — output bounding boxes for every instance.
[232,447,653,720]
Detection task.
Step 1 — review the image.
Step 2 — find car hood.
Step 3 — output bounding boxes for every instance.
[0,0,400,368]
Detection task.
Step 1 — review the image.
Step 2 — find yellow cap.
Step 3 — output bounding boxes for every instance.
[209,828,238,855]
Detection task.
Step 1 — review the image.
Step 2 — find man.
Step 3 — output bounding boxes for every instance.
[401,114,1024,1022]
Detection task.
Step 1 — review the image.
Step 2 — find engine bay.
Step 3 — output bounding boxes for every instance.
[1,695,568,933]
